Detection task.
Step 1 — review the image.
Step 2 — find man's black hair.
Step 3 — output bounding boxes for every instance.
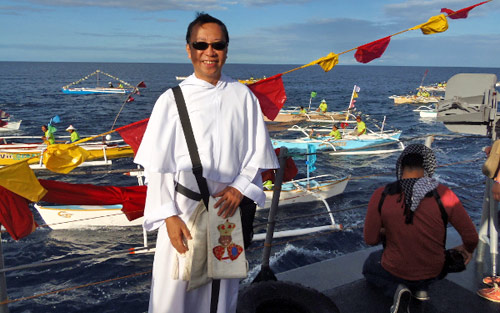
[401,153,424,170]
[186,12,229,44]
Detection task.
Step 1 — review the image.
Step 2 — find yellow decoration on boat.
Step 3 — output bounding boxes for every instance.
[42,144,90,174]
[410,14,448,35]
[306,52,339,72]
[0,161,47,202]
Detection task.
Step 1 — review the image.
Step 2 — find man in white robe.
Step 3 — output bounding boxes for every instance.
[134,13,279,313]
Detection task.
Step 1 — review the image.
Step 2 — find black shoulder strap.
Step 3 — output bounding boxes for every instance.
[433,189,448,245]
[172,86,210,209]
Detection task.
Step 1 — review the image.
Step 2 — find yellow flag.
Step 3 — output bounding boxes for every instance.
[306,52,339,72]
[410,14,448,35]
[42,144,90,174]
[0,161,47,202]
[353,92,359,98]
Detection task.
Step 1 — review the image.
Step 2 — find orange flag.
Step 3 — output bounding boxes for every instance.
[410,14,448,35]
[247,74,287,121]
[441,1,489,19]
[355,36,391,64]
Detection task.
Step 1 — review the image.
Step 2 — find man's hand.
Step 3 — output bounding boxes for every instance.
[452,244,473,265]
[165,216,192,254]
[214,186,243,218]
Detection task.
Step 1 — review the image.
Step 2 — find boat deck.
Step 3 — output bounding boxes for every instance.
[274,229,500,313]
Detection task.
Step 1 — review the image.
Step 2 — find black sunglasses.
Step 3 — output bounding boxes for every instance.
[191,41,227,51]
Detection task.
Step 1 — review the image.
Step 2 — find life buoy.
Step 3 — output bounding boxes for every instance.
[340,122,347,129]
[237,280,340,313]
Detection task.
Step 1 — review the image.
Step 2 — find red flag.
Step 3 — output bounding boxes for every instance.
[441,1,488,19]
[247,74,287,121]
[39,180,146,221]
[261,148,298,183]
[354,36,391,64]
[0,186,37,240]
[0,120,7,127]
[136,81,147,88]
[115,118,149,155]
[127,96,135,103]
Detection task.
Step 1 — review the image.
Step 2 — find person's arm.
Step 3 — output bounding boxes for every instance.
[442,187,479,255]
[143,171,192,254]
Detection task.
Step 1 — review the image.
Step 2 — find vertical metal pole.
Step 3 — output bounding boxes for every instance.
[476,179,490,263]
[489,183,498,276]
[0,229,10,313]
[260,148,288,268]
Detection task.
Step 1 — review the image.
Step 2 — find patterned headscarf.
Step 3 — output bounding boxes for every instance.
[396,144,438,224]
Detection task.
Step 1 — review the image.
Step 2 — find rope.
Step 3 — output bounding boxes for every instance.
[0,270,151,305]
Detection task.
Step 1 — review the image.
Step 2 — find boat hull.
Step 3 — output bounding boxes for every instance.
[0,145,134,166]
[271,132,402,152]
[61,87,132,94]
[34,204,143,229]
[260,175,349,209]
[0,120,22,131]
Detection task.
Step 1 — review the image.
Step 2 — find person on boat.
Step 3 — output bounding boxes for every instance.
[118,83,124,89]
[317,99,328,114]
[65,125,80,143]
[328,124,342,140]
[299,106,307,114]
[134,12,278,313]
[108,82,114,88]
[362,144,478,312]
[41,124,55,145]
[354,115,366,136]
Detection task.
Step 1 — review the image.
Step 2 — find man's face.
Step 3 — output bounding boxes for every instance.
[186,22,227,85]
[41,126,47,132]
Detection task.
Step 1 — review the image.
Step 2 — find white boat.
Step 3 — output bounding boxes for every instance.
[260,174,349,209]
[61,70,134,94]
[0,119,21,131]
[413,104,437,118]
[34,204,143,229]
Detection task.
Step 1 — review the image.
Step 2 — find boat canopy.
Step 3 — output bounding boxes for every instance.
[62,69,134,90]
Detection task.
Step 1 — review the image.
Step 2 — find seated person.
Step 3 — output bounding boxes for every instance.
[316,99,327,114]
[362,144,478,312]
[354,115,366,136]
[328,124,342,140]
[299,106,307,114]
[41,125,55,145]
[65,125,80,143]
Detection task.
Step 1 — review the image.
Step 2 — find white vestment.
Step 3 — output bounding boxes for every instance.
[134,74,279,313]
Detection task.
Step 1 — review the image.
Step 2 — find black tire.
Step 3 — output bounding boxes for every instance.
[237,280,340,313]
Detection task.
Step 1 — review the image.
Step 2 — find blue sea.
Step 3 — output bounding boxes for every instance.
[0,61,499,312]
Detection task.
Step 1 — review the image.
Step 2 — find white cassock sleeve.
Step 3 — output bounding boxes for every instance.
[142,171,180,231]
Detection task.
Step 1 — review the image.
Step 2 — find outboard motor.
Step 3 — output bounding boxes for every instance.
[437,73,498,138]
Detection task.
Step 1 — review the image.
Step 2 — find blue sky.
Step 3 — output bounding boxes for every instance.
[1,0,499,67]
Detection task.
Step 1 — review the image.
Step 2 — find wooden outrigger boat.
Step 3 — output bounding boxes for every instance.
[0,120,21,131]
[271,128,403,154]
[0,136,134,168]
[390,94,441,104]
[61,70,134,95]
[413,104,437,118]
[260,174,349,209]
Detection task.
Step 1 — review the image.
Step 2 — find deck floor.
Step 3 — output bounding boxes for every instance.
[272,229,500,313]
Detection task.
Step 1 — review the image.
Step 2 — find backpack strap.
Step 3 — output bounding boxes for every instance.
[432,189,448,246]
[172,85,210,209]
